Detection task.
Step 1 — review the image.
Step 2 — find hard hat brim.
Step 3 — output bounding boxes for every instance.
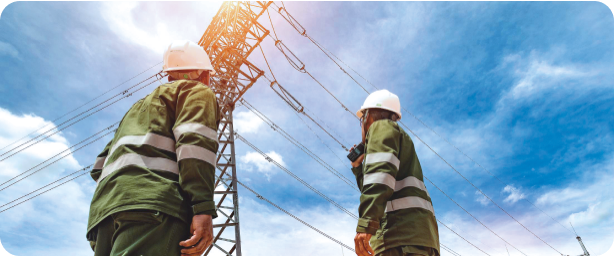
[356,106,402,120]
[163,66,216,75]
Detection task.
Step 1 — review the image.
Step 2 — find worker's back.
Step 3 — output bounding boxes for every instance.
[359,119,440,255]
[87,80,220,234]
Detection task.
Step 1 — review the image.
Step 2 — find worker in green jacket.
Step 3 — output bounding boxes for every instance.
[86,40,220,256]
[350,90,440,256]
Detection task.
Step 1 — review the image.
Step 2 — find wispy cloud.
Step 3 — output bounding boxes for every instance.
[502,185,526,204]
[234,111,265,134]
[475,191,490,206]
[239,151,285,180]
[0,107,92,256]
[0,41,19,59]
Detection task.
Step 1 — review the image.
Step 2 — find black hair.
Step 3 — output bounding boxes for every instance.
[368,108,399,122]
[167,70,211,83]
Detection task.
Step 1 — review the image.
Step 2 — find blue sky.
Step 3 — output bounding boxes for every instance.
[0,1,613,256]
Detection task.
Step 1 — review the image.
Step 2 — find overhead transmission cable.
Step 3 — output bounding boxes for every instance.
[235,132,483,256]
[272,1,575,237]
[241,99,360,192]
[291,108,353,170]
[441,244,462,256]
[243,98,498,255]
[235,132,358,219]
[0,62,162,154]
[436,218,491,256]
[257,47,349,151]
[258,15,356,120]
[398,121,564,255]
[240,99,357,191]
[269,2,370,94]
[0,123,119,192]
[237,177,356,252]
[0,164,94,213]
[0,164,93,212]
[423,176,529,256]
[255,26,351,152]
[271,3,569,253]
[0,72,167,163]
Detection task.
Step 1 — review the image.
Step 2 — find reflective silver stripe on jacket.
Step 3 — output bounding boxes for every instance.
[173,123,218,143]
[176,144,217,167]
[363,172,396,190]
[395,176,430,197]
[93,157,106,170]
[385,196,434,214]
[395,176,424,191]
[105,133,176,165]
[365,152,400,170]
[97,153,179,184]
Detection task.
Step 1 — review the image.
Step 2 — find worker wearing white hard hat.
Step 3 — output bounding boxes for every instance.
[350,90,440,256]
[87,40,219,256]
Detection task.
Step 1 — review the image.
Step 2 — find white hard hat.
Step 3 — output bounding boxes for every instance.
[163,40,216,75]
[357,89,402,120]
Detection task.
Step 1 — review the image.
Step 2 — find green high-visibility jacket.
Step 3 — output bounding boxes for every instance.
[352,119,440,255]
[87,80,220,237]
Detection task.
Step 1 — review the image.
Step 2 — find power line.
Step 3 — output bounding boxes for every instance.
[398,121,564,255]
[254,38,350,151]
[262,26,356,119]
[236,130,482,256]
[273,1,575,237]
[268,2,370,94]
[0,62,162,154]
[292,109,353,171]
[0,165,91,214]
[0,164,92,210]
[235,132,358,219]
[437,218,492,256]
[271,2,572,251]
[441,244,463,256]
[423,176,529,256]
[0,122,118,190]
[259,72,349,151]
[236,178,355,252]
[240,99,357,191]
[0,73,166,163]
[0,128,117,192]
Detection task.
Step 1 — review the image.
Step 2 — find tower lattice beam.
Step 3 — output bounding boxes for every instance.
[198,2,271,255]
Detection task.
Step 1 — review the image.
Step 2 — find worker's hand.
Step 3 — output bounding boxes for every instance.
[354,232,374,256]
[180,214,213,256]
[350,144,365,168]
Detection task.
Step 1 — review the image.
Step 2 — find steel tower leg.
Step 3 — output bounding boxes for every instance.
[206,103,241,256]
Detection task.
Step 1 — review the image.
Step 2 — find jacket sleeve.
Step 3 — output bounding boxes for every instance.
[172,81,220,218]
[90,140,112,182]
[351,163,364,191]
[356,120,401,234]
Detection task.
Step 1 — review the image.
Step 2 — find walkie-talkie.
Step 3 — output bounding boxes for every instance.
[347,142,365,162]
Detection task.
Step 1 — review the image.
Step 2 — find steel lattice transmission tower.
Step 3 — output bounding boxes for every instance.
[198,2,271,255]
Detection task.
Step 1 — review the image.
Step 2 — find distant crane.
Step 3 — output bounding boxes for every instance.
[571,222,590,256]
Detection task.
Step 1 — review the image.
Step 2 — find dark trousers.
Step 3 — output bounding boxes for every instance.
[90,211,190,256]
[377,245,438,256]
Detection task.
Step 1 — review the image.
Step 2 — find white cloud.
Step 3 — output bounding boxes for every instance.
[0,107,93,256]
[502,185,526,204]
[475,191,489,206]
[234,111,265,134]
[0,41,19,59]
[444,156,614,256]
[239,151,285,179]
[99,2,222,54]
[508,59,588,100]
[221,196,357,256]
